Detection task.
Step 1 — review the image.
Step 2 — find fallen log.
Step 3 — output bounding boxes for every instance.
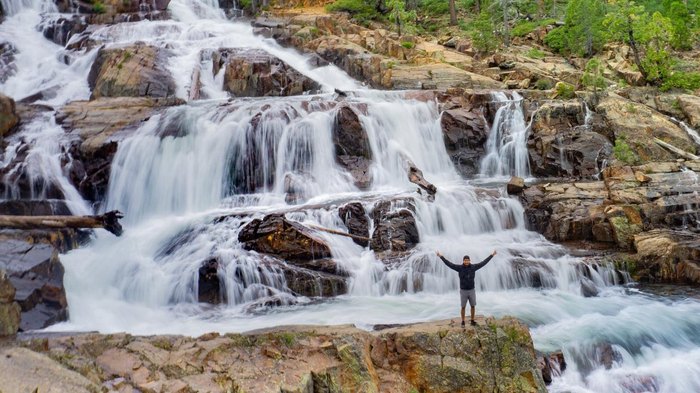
[0,210,124,236]
[654,138,700,160]
[306,223,371,243]
[406,161,437,197]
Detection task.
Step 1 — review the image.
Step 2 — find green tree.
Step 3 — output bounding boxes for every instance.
[668,1,693,50]
[581,58,607,94]
[563,0,607,57]
[469,10,499,55]
[640,12,674,83]
[603,0,651,83]
[386,0,416,35]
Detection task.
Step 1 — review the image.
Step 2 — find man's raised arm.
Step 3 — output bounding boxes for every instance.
[435,251,460,272]
[473,250,497,271]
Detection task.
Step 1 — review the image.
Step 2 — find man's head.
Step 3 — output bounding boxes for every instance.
[462,255,471,266]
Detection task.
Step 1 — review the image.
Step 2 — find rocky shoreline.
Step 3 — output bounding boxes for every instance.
[1,318,548,393]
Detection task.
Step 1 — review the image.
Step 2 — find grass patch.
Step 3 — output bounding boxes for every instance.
[401,41,415,49]
[526,48,546,59]
[613,137,638,164]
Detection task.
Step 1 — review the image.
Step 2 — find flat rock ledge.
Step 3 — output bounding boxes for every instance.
[4,317,546,393]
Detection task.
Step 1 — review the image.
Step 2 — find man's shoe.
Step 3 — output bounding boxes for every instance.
[461,320,466,327]
[470,320,477,326]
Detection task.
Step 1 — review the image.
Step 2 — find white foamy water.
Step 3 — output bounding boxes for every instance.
[3,0,700,391]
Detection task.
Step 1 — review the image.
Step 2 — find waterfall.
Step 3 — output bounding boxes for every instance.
[479,91,531,179]
[2,0,700,391]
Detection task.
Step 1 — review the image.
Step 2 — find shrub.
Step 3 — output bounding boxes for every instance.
[613,138,638,164]
[543,27,566,53]
[326,0,379,23]
[401,41,415,49]
[554,82,576,99]
[535,79,553,90]
[526,48,546,59]
[512,21,538,37]
[419,0,449,15]
[92,1,106,13]
[469,11,498,55]
[660,72,700,92]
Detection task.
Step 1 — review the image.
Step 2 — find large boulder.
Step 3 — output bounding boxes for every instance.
[0,238,67,331]
[88,43,177,99]
[370,200,420,252]
[0,93,19,143]
[677,94,700,129]
[596,95,697,163]
[238,214,331,260]
[440,105,488,177]
[219,48,320,97]
[338,202,370,247]
[333,105,373,189]
[634,229,700,284]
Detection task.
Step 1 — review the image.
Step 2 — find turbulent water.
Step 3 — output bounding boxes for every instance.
[2,0,700,391]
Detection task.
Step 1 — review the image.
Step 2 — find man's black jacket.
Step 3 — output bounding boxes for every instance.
[440,255,493,290]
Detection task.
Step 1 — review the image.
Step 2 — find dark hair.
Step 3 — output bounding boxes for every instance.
[463,255,471,261]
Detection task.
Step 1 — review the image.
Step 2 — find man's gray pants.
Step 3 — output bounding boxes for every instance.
[460,289,476,308]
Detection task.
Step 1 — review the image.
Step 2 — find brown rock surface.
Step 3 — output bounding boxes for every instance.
[14,317,546,393]
[238,213,331,260]
[634,229,700,284]
[677,94,700,129]
[220,48,320,97]
[0,93,19,142]
[88,43,177,99]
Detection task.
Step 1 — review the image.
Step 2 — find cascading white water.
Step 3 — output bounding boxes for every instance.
[479,91,531,178]
[3,0,700,391]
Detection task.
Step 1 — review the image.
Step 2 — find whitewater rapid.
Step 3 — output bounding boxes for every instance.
[2,0,700,391]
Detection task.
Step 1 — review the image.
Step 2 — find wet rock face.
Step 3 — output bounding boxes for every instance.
[370,200,419,252]
[238,214,331,260]
[0,93,19,143]
[54,0,171,14]
[0,239,67,331]
[218,48,320,97]
[333,105,373,189]
[88,44,177,99]
[0,43,17,84]
[40,15,88,47]
[338,202,370,247]
[15,317,546,393]
[528,101,613,178]
[440,107,488,177]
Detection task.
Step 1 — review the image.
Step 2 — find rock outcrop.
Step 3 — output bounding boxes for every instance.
[88,44,177,99]
[0,237,67,331]
[238,214,332,260]
[216,48,320,97]
[0,269,21,336]
[338,202,370,247]
[440,104,488,177]
[596,94,697,163]
[634,229,700,285]
[8,317,546,393]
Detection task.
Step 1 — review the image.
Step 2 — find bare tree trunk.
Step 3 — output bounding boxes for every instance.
[537,0,544,17]
[627,16,647,83]
[0,211,124,236]
[449,0,457,25]
[475,0,480,13]
[503,0,510,47]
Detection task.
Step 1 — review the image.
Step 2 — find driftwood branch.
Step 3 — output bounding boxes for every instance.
[306,224,371,242]
[0,210,124,236]
[654,138,700,160]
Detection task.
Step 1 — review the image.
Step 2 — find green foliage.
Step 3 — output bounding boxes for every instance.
[92,1,106,13]
[401,41,415,49]
[613,137,638,164]
[581,57,607,93]
[544,27,567,53]
[512,20,538,37]
[660,71,700,91]
[526,48,546,59]
[468,11,499,55]
[387,0,417,35]
[535,78,554,90]
[554,81,576,98]
[326,0,380,23]
[419,0,449,15]
[668,1,693,50]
